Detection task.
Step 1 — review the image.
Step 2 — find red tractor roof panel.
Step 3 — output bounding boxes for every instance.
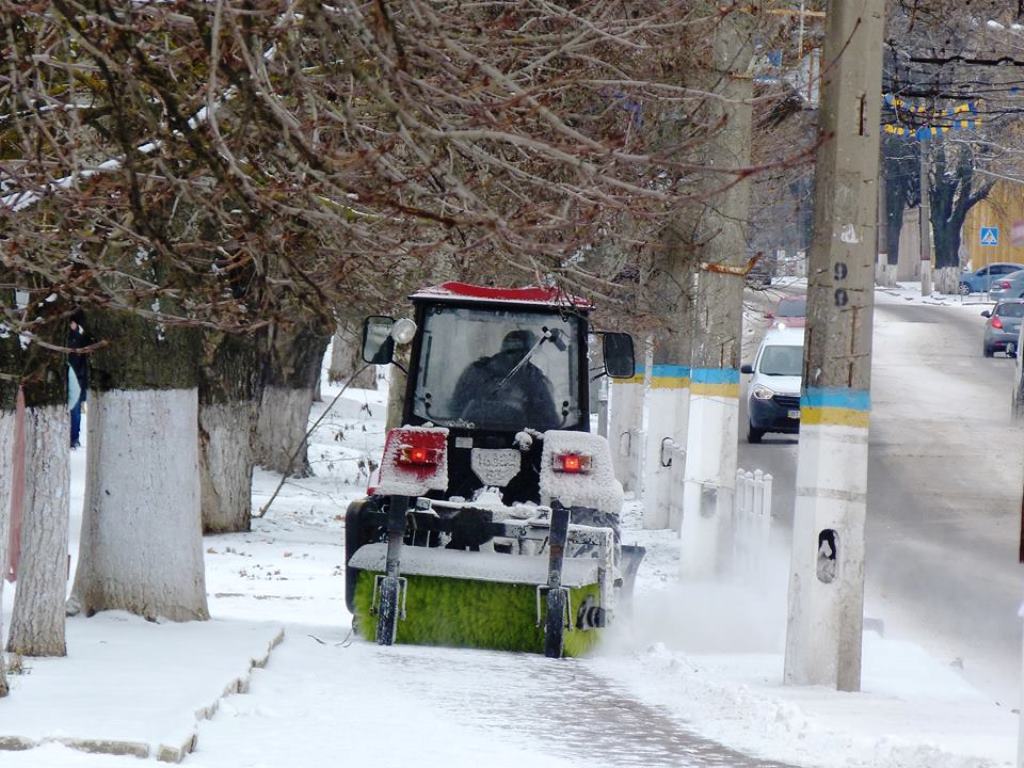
[410,281,592,309]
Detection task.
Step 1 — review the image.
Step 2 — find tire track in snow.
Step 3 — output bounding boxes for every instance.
[385,646,797,768]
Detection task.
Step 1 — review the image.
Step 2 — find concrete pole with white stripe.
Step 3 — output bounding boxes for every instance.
[609,374,645,494]
[783,0,884,693]
[680,5,753,576]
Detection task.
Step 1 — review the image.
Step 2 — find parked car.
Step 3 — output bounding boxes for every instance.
[740,326,804,443]
[959,262,1024,295]
[764,295,806,328]
[986,269,1024,300]
[746,260,772,287]
[981,300,1024,357]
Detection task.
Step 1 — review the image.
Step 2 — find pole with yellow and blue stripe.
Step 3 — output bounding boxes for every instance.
[783,0,883,694]
[642,356,691,530]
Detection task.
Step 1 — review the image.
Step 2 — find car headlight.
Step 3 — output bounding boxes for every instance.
[751,384,775,400]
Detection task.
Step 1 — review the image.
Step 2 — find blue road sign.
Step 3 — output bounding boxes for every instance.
[981,227,1000,246]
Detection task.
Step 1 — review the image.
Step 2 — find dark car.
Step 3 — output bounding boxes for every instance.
[746,259,772,287]
[981,300,1024,357]
[764,295,806,328]
[960,262,1024,295]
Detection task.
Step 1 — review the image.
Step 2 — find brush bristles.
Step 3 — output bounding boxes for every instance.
[353,570,602,657]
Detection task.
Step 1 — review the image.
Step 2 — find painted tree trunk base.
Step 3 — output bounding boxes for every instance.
[71,388,208,622]
[7,404,70,657]
[254,385,315,477]
[0,409,13,694]
[200,400,256,533]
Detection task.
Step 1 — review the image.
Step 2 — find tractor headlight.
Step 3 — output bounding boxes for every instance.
[751,384,775,400]
[391,318,417,345]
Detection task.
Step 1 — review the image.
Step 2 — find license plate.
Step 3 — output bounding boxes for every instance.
[788,409,801,419]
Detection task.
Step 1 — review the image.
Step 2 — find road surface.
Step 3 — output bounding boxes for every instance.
[739,289,1024,706]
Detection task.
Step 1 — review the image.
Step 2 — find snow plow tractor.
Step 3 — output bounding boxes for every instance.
[344,282,644,658]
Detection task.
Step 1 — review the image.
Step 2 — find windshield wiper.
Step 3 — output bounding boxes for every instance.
[492,327,563,392]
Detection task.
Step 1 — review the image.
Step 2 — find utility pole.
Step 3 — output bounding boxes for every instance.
[680,4,753,576]
[920,139,933,296]
[783,0,884,692]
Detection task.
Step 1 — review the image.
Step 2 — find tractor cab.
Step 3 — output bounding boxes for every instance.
[361,282,634,505]
[347,282,641,658]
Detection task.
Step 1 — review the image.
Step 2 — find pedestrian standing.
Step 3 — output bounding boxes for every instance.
[68,317,89,449]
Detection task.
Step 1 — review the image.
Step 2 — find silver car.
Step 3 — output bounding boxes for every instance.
[986,269,1024,300]
[982,300,1024,357]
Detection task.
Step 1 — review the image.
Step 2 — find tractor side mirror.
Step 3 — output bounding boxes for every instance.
[602,332,635,379]
[362,316,395,364]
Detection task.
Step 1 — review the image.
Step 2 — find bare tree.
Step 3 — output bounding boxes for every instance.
[0,1,809,640]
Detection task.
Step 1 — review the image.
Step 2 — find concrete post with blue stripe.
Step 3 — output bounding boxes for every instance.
[642,343,691,530]
[680,6,753,576]
[783,0,884,693]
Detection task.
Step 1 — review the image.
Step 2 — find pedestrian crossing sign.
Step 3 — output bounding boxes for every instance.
[980,227,999,246]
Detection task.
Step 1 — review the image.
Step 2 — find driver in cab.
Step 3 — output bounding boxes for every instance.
[451,329,560,430]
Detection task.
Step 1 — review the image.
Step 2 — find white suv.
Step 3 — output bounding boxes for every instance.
[740,326,804,443]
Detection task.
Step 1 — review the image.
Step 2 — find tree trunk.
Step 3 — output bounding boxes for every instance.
[928,141,993,270]
[0,407,12,696]
[7,404,69,657]
[328,321,376,389]
[0,279,16,693]
[70,312,208,622]
[253,322,331,477]
[933,210,965,270]
[199,332,260,534]
[882,135,910,267]
[6,300,70,657]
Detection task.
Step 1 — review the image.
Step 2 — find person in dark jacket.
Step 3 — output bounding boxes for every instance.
[68,317,89,449]
[451,329,560,430]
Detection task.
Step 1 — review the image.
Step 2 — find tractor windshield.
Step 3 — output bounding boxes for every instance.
[413,304,583,431]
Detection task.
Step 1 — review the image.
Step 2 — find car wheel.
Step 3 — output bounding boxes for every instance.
[959,283,971,295]
[747,424,764,444]
[983,345,995,358]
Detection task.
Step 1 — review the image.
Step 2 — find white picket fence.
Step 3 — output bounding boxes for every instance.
[733,468,773,583]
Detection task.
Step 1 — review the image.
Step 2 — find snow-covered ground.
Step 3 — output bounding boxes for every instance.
[1,304,1021,768]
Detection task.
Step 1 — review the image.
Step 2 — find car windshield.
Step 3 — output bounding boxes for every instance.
[777,298,806,317]
[412,304,582,431]
[996,303,1024,318]
[758,345,803,376]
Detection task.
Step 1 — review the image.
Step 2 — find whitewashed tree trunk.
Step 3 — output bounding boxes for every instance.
[71,388,208,621]
[198,331,260,534]
[253,324,330,477]
[329,322,376,389]
[7,404,69,656]
[200,400,256,532]
[0,409,13,695]
[255,385,315,477]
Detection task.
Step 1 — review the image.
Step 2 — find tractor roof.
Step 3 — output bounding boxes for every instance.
[410,281,592,309]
